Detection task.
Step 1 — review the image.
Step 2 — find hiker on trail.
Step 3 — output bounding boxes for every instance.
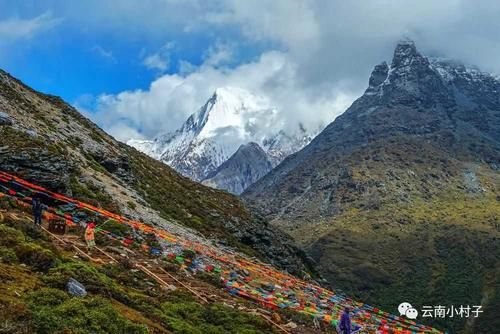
[32,196,45,227]
[85,222,96,252]
[339,307,352,334]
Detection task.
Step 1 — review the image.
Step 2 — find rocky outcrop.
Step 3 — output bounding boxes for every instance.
[0,111,13,125]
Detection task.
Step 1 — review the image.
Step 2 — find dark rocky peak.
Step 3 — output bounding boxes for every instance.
[391,39,423,67]
[365,40,436,94]
[362,40,451,108]
[386,40,500,100]
[202,142,273,194]
[213,142,271,173]
[389,40,435,83]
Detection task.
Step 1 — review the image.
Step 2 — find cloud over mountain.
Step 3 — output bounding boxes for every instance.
[83,1,500,142]
[4,1,500,142]
[94,50,353,141]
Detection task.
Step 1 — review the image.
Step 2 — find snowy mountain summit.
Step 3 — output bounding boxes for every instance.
[128,87,317,186]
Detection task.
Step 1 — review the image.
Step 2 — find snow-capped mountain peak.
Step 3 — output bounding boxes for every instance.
[128,87,318,184]
[193,86,276,140]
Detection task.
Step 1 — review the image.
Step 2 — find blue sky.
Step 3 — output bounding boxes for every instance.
[0,2,265,103]
[1,1,500,141]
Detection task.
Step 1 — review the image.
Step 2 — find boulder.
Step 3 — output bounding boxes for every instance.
[67,277,87,297]
[0,111,13,125]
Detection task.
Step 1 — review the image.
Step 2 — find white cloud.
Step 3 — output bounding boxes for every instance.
[142,42,175,73]
[0,11,61,41]
[12,1,500,74]
[143,54,169,72]
[12,1,496,142]
[203,42,234,67]
[91,45,116,62]
[107,123,145,142]
[205,0,321,53]
[93,50,354,142]
[82,1,500,143]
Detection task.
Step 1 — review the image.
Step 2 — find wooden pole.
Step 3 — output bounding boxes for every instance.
[157,267,208,303]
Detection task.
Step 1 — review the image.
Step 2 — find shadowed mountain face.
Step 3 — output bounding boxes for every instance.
[244,41,500,333]
[202,142,273,195]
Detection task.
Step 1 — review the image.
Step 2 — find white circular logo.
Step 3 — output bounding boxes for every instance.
[398,302,418,319]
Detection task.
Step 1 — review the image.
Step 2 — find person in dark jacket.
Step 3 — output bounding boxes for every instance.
[32,196,44,227]
[339,307,351,334]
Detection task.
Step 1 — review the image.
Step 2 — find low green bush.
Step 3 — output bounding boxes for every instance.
[0,224,24,247]
[42,261,158,309]
[15,243,58,272]
[99,220,132,237]
[0,246,18,264]
[27,288,147,334]
[195,272,223,288]
[156,301,272,334]
[1,217,48,241]
[279,308,315,326]
[0,224,57,271]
